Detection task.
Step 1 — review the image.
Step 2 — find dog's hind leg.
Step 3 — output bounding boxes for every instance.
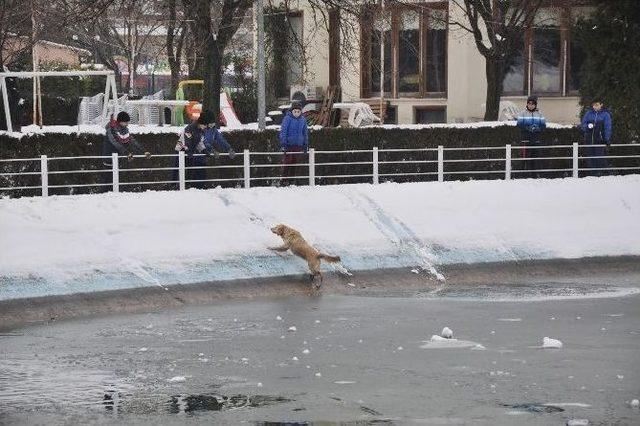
[308,257,323,285]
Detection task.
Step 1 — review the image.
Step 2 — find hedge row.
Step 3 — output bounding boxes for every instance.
[3,125,634,198]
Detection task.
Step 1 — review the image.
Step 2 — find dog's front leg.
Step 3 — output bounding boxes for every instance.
[268,244,290,252]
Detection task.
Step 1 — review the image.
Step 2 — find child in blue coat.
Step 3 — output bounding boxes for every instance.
[278,101,309,185]
[581,99,612,176]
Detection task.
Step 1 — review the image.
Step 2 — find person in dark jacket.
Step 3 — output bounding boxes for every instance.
[102,111,151,191]
[103,111,150,165]
[581,99,612,176]
[173,110,235,189]
[516,95,546,178]
[278,101,309,186]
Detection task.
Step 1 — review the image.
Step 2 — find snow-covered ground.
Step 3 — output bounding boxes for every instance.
[0,175,638,300]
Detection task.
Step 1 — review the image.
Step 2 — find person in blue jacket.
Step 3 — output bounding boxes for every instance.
[173,110,235,189]
[516,96,546,178]
[278,101,309,186]
[581,99,612,176]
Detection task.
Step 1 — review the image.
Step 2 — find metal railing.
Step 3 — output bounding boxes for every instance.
[1,143,639,198]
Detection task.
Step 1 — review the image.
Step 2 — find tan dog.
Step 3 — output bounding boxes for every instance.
[269,224,341,284]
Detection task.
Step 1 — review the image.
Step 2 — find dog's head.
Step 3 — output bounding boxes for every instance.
[270,224,288,237]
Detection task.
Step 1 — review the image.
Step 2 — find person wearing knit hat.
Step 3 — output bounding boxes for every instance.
[516,95,546,178]
[278,101,309,186]
[172,109,235,189]
[581,98,612,176]
[100,111,152,191]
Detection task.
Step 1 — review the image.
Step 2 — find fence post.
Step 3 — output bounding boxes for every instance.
[178,151,185,191]
[243,149,250,189]
[111,153,119,192]
[572,142,579,178]
[40,155,48,197]
[308,148,315,186]
[505,144,511,181]
[437,145,444,182]
[372,147,379,185]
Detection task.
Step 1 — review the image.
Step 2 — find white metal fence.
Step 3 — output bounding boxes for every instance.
[1,143,639,197]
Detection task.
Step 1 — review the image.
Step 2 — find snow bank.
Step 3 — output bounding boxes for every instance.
[0,175,639,299]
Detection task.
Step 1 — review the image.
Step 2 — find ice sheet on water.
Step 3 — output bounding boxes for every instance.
[420,335,482,349]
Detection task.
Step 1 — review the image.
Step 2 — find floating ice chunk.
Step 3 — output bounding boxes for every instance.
[630,399,639,408]
[198,353,204,356]
[411,269,420,274]
[334,380,356,384]
[257,382,263,387]
[347,283,356,287]
[292,356,299,361]
[314,320,321,324]
[542,337,563,349]
[167,376,186,383]
[421,335,481,349]
[276,315,283,320]
[471,344,486,350]
[497,318,522,322]
[302,349,310,354]
[397,346,403,351]
[233,318,238,322]
[288,326,297,332]
[617,375,624,380]
[567,420,589,426]
[315,372,322,377]
[138,347,148,352]
[441,327,453,339]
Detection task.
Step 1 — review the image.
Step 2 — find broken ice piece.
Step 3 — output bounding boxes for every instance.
[542,337,563,349]
[441,327,453,339]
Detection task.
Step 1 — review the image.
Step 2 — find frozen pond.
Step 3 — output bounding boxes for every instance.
[2,278,639,425]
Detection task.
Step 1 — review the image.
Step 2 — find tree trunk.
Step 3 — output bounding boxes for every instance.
[484,57,504,121]
[202,37,222,119]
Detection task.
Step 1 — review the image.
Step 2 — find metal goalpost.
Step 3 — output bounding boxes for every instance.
[0,70,118,133]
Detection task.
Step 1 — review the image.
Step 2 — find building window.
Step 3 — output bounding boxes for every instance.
[361,3,447,99]
[370,12,392,95]
[501,5,592,96]
[568,7,590,93]
[414,106,446,124]
[502,32,525,93]
[398,10,421,93]
[532,9,561,93]
[426,9,447,93]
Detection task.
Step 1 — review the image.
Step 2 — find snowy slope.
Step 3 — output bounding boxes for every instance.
[0,176,639,299]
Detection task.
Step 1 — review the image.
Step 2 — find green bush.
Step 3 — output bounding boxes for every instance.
[5,124,632,198]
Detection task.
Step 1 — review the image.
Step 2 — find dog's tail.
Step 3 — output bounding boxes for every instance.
[318,253,341,263]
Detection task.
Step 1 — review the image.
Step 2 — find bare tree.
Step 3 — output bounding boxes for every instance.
[0,0,36,68]
[181,0,253,118]
[68,0,164,93]
[163,0,187,98]
[443,0,543,120]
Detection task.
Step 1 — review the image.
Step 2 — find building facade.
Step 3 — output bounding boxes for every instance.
[268,0,592,125]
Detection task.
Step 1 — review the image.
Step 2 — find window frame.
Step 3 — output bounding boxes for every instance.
[413,105,447,124]
[360,2,448,99]
[503,4,587,97]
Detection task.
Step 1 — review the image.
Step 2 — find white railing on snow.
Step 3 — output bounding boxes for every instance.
[1,143,639,197]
